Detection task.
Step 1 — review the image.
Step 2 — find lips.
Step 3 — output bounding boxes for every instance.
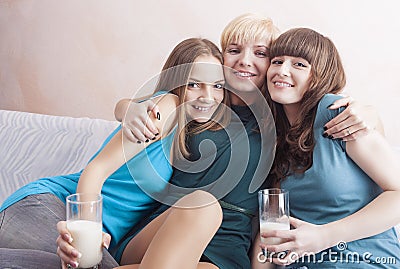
[273,81,294,87]
[192,105,214,112]
[233,70,256,79]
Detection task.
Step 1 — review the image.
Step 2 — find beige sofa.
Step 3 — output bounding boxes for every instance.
[0,109,119,204]
[0,109,399,238]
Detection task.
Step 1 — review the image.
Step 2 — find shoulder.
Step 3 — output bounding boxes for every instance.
[152,93,179,137]
[316,94,346,122]
[318,94,343,110]
[153,93,179,112]
[315,94,346,150]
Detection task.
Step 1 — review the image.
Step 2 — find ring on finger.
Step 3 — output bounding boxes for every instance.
[346,128,351,136]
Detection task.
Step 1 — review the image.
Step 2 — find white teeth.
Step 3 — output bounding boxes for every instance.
[193,106,211,111]
[236,72,254,77]
[274,82,293,87]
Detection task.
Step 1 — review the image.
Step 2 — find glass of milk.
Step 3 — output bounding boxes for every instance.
[66,193,103,269]
[258,188,289,257]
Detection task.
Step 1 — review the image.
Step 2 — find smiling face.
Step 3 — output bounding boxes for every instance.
[223,39,270,94]
[267,55,312,121]
[184,55,225,123]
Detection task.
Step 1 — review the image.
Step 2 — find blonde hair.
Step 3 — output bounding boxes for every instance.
[220,13,280,52]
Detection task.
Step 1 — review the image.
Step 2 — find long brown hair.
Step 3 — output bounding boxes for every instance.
[154,38,230,158]
[268,28,346,184]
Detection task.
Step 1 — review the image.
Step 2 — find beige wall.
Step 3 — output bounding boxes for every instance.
[0,0,399,145]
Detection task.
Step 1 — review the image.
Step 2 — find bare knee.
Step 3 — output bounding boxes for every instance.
[173,190,222,229]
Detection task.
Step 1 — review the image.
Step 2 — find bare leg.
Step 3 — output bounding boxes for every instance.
[118,190,222,269]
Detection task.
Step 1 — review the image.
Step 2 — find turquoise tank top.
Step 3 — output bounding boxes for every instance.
[281,94,400,268]
[0,125,175,251]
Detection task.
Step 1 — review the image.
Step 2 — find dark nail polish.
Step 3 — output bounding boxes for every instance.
[323,126,328,131]
[328,135,334,139]
[137,141,142,144]
[156,112,161,120]
[151,137,156,140]
[155,133,160,136]
[322,133,328,138]
[145,139,149,143]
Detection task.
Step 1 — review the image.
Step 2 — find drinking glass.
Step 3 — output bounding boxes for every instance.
[66,193,103,269]
[258,188,290,255]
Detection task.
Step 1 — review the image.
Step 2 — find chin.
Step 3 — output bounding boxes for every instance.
[193,118,209,123]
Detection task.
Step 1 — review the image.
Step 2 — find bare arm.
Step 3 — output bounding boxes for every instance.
[114,94,178,142]
[77,94,178,194]
[324,96,384,141]
[58,94,179,268]
[262,131,400,265]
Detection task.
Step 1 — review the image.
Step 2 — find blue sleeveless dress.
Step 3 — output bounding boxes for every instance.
[281,94,400,268]
[0,125,175,253]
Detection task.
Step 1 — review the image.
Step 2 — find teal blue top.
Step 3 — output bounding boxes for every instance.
[135,104,275,269]
[281,94,400,268]
[0,125,175,252]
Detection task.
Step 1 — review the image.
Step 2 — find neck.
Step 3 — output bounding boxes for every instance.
[283,103,300,125]
[229,89,264,106]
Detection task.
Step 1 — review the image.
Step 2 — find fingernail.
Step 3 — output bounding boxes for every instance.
[103,242,109,249]
[155,133,160,136]
[137,141,142,144]
[322,132,328,138]
[151,137,156,140]
[64,234,73,243]
[323,126,328,131]
[328,135,334,139]
[156,112,161,120]
[71,261,79,268]
[71,249,82,258]
[145,139,149,143]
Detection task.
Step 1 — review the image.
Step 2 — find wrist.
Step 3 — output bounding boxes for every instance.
[319,223,339,250]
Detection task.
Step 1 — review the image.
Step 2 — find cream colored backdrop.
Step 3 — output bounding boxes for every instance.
[0,0,399,145]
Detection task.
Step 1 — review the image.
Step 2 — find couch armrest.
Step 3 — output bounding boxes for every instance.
[0,110,119,204]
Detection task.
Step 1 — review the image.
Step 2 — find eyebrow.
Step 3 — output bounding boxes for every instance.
[188,78,225,83]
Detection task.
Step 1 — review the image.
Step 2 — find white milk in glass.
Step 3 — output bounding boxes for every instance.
[67,220,103,268]
[260,221,290,245]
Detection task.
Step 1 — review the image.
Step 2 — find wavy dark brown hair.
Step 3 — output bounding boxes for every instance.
[268,28,346,185]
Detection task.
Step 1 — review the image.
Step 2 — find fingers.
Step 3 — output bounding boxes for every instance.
[56,221,81,268]
[56,235,81,268]
[328,95,353,109]
[123,100,160,143]
[289,217,305,228]
[122,117,160,143]
[324,106,356,131]
[103,232,111,249]
[323,106,370,140]
[145,100,161,123]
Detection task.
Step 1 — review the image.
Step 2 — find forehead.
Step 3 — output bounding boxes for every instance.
[190,56,224,82]
[228,37,271,48]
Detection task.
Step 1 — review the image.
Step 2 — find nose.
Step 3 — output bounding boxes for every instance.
[278,62,290,77]
[238,49,251,67]
[198,84,214,103]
